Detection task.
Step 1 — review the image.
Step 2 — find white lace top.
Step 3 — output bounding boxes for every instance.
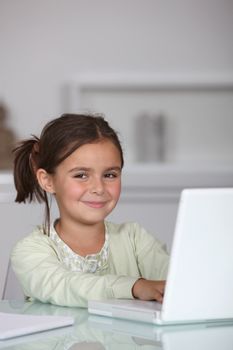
[50,222,109,273]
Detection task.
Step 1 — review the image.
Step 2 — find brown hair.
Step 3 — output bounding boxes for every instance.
[13,113,124,235]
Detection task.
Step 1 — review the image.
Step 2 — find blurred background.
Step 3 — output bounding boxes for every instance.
[0,0,233,167]
[0,0,233,298]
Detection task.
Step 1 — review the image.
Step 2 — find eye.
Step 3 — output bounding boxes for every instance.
[104,172,118,179]
[73,172,88,179]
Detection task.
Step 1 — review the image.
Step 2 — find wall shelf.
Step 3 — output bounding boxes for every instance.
[65,73,233,165]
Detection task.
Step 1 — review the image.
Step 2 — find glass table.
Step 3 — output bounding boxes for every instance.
[0,300,233,349]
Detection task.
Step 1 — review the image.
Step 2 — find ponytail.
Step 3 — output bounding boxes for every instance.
[13,136,52,235]
[13,136,44,203]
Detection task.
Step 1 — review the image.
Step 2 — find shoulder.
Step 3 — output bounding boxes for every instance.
[105,221,141,238]
[106,220,152,237]
[11,226,55,256]
[105,221,163,247]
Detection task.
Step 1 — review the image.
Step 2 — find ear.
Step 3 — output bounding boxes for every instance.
[36,169,55,194]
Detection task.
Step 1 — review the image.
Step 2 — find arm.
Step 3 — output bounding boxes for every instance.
[130,223,169,302]
[11,234,138,307]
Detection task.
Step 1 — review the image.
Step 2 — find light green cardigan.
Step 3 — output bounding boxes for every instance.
[11,221,169,307]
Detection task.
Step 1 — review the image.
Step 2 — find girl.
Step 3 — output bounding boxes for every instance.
[11,113,169,307]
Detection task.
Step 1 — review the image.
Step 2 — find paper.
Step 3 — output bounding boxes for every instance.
[0,312,74,340]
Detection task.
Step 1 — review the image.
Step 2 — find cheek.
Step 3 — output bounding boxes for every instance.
[69,184,87,198]
[109,182,121,199]
[56,181,86,199]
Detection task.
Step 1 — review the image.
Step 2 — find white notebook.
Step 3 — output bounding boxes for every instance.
[0,312,74,340]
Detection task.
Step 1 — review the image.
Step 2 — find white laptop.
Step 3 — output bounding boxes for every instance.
[88,188,233,325]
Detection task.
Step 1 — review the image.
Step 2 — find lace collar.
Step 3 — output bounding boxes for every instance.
[50,221,109,273]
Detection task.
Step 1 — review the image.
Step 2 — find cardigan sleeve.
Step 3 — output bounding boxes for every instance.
[10,233,138,308]
[130,223,170,280]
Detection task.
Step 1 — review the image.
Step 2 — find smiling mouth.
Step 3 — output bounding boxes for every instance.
[82,201,107,209]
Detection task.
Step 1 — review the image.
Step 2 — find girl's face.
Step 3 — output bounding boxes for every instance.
[49,139,122,226]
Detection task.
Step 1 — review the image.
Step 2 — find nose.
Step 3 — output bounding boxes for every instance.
[90,177,105,195]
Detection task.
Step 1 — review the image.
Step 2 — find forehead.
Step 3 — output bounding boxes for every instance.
[62,139,122,167]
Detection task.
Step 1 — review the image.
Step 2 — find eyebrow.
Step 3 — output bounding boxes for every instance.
[68,166,122,173]
[105,167,122,172]
[68,167,91,173]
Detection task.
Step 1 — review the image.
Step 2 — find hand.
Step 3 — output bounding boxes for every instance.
[132,279,166,303]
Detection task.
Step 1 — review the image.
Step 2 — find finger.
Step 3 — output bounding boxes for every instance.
[157,283,165,295]
[154,290,163,303]
[157,285,164,293]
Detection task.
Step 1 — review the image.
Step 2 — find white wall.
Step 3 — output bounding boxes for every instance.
[0,0,233,163]
[1,0,233,298]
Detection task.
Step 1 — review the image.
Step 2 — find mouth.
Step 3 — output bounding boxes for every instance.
[82,201,107,209]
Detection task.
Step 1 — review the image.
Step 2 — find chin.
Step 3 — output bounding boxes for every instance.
[80,214,107,225]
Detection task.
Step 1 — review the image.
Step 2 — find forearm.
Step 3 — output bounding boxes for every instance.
[11,251,137,307]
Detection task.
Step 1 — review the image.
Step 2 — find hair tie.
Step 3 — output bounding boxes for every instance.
[32,140,40,155]
[29,138,40,173]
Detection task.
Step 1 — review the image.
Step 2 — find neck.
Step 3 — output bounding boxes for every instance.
[55,219,106,256]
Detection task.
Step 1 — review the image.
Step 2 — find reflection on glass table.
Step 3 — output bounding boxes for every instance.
[0,300,233,350]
